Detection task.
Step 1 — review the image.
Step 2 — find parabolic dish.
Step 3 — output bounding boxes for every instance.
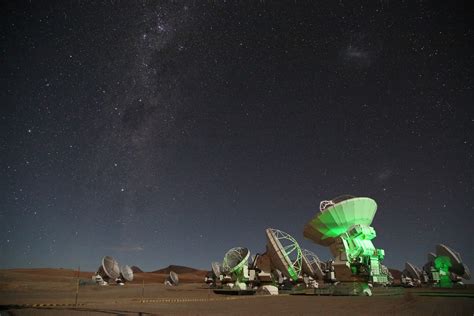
[301,249,324,279]
[222,247,250,274]
[427,252,436,263]
[304,197,377,246]
[266,228,302,282]
[436,244,469,279]
[211,261,221,277]
[169,271,179,285]
[301,249,315,277]
[436,244,461,265]
[120,265,134,282]
[102,256,120,279]
[405,262,421,280]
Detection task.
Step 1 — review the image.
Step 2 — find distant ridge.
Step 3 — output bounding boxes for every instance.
[130,266,144,273]
[151,265,203,274]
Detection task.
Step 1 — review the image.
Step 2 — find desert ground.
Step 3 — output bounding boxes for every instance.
[1,268,473,316]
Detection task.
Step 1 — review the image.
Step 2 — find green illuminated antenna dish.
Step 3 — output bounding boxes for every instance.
[304,196,377,246]
[436,244,471,280]
[265,228,302,282]
[221,247,250,290]
[222,247,250,275]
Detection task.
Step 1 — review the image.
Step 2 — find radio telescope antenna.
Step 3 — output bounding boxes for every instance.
[222,247,250,290]
[303,196,388,287]
[301,249,324,280]
[169,271,179,286]
[406,262,421,281]
[120,265,134,283]
[436,244,471,281]
[94,256,120,285]
[211,262,221,277]
[265,228,302,282]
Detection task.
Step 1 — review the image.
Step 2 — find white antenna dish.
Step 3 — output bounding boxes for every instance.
[436,244,461,264]
[265,228,302,282]
[211,261,221,277]
[301,249,324,280]
[96,256,120,282]
[405,262,421,280]
[120,265,134,282]
[301,250,315,277]
[222,247,250,274]
[169,271,179,285]
[436,244,470,279]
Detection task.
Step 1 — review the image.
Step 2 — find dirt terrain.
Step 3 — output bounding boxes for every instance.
[1,269,473,315]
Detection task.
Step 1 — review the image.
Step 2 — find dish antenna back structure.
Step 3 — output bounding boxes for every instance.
[304,196,388,285]
[404,262,422,284]
[205,261,222,287]
[429,244,471,287]
[212,261,221,278]
[169,271,179,286]
[436,244,470,279]
[301,249,324,280]
[119,265,134,284]
[95,256,120,285]
[265,228,303,282]
[222,247,250,290]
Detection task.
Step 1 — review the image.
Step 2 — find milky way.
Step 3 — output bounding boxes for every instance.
[1,2,472,273]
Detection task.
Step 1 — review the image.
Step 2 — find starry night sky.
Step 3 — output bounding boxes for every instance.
[1,1,473,274]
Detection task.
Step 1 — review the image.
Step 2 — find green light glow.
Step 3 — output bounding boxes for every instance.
[312,197,377,240]
[268,228,303,282]
[305,197,389,284]
[341,224,387,284]
[282,245,302,281]
[434,256,453,288]
[222,247,250,287]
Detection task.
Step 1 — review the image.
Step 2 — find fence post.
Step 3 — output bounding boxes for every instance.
[74,266,80,308]
[141,279,145,303]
